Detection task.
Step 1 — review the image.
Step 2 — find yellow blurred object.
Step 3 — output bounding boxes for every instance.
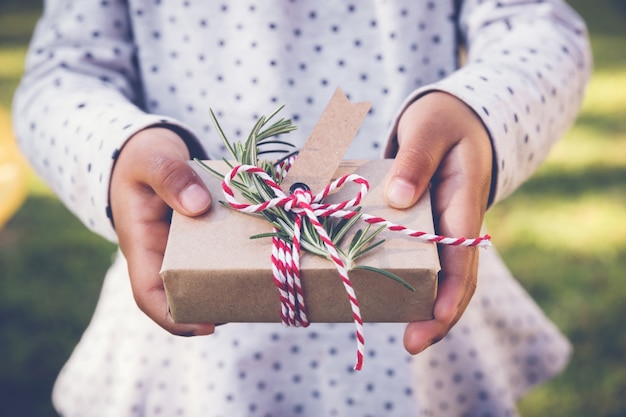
[0,106,28,228]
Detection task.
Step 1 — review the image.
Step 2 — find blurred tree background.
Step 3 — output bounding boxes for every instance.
[0,2,117,417]
[0,1,624,416]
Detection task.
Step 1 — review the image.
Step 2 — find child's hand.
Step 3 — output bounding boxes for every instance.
[110,127,215,336]
[384,92,493,355]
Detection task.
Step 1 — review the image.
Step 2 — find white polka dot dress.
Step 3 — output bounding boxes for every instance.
[12,1,592,416]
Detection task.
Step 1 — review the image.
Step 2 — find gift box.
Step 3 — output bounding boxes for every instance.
[160,158,440,324]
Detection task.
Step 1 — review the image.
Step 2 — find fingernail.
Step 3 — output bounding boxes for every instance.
[386,178,416,208]
[415,341,431,354]
[180,183,210,213]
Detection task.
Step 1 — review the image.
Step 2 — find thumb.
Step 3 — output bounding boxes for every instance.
[384,125,445,210]
[135,129,211,216]
[385,173,425,210]
[147,156,212,217]
[384,94,463,209]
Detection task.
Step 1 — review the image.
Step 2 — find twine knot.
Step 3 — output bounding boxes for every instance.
[284,182,313,212]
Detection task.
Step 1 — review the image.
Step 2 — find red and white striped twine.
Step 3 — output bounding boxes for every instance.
[222,164,491,370]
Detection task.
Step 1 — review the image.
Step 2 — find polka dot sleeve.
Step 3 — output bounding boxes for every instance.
[12,0,201,242]
[386,0,592,206]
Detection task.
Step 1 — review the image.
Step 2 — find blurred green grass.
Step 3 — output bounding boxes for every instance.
[0,196,116,417]
[0,1,625,417]
[0,7,117,417]
[485,2,626,416]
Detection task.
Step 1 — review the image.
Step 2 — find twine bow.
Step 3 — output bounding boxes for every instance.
[222,164,491,370]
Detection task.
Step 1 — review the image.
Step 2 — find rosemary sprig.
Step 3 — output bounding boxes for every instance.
[195,107,415,291]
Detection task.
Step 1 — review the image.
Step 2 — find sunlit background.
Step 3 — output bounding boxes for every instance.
[1,1,624,416]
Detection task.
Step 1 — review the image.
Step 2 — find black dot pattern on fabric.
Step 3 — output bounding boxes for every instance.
[14,0,589,243]
[12,0,591,416]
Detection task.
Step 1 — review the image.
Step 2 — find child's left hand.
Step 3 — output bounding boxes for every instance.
[384,91,493,355]
[109,127,216,336]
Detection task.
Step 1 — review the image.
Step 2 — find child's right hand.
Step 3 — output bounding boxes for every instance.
[109,127,216,336]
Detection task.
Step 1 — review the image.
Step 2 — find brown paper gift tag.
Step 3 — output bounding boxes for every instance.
[281,88,371,194]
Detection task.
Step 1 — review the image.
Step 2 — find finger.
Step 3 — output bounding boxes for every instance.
[402,189,482,355]
[127,202,215,336]
[426,135,490,329]
[403,230,480,353]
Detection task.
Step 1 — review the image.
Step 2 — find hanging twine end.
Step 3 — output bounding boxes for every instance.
[354,353,364,371]
[477,234,492,247]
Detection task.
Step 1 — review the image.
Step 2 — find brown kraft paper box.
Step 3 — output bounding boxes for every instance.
[160,158,440,324]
